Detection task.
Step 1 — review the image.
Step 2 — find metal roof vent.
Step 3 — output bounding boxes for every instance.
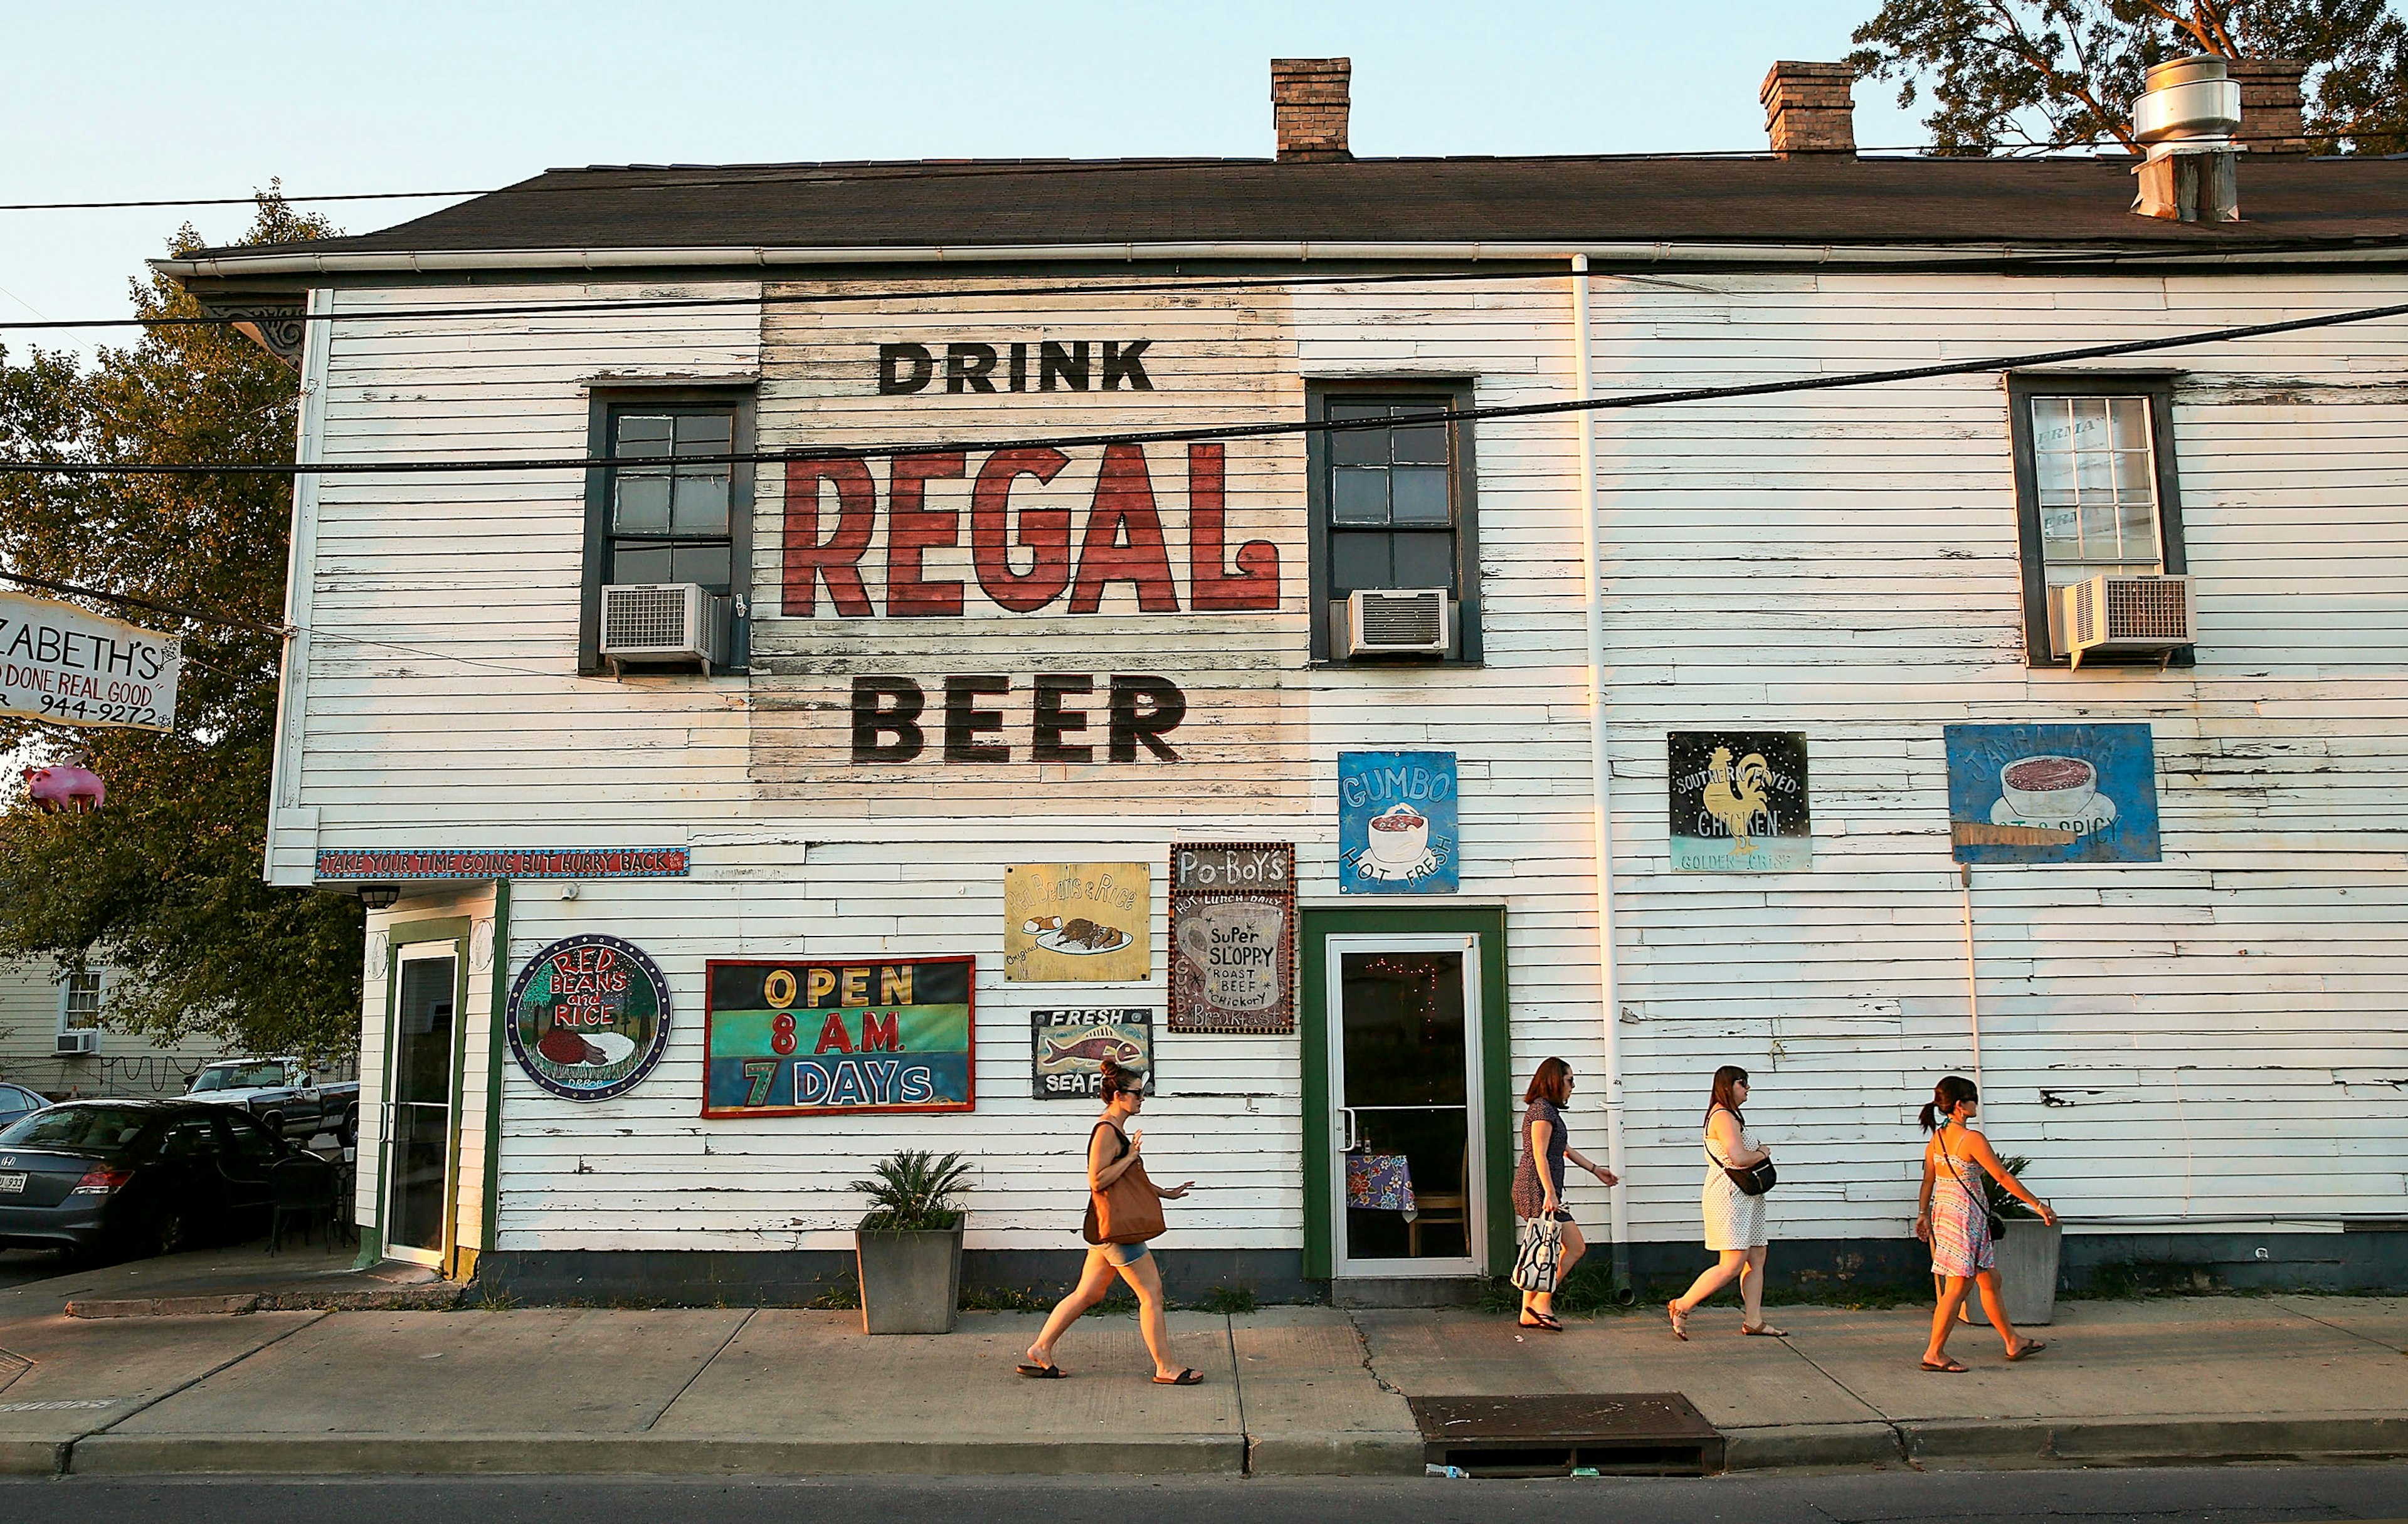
[2132,55,2242,223]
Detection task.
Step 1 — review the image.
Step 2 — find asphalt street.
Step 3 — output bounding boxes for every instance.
[0,1468,2400,1524]
[0,1251,70,1291]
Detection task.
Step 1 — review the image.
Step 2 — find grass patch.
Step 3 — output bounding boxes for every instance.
[805,1278,862,1310]
[1196,1284,1258,1315]
[467,1287,520,1311]
[959,1284,1054,1312]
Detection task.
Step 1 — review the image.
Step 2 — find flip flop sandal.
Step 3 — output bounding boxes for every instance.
[1740,1324,1789,1337]
[1920,1358,1968,1374]
[1015,1362,1067,1379]
[2005,1339,2048,1362]
[1519,1313,1564,1332]
[1153,1368,1203,1385]
[1667,1301,1689,1342]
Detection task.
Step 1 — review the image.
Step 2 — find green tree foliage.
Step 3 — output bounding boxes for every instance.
[1848,1,2408,154]
[0,194,364,1058]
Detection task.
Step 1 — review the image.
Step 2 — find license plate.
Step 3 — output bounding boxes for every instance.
[0,1174,23,1194]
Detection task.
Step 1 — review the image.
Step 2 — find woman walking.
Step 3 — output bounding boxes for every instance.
[1020,1059,1199,1384]
[1510,1057,1619,1330]
[1668,1065,1781,1340]
[1916,1075,2057,1372]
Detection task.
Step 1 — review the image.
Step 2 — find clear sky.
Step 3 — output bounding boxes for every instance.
[0,1,1921,347]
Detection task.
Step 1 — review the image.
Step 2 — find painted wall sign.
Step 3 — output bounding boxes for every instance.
[1032,1008,1156,1101]
[1338,752,1459,894]
[1170,842,1296,1034]
[850,674,1185,763]
[1667,732,1812,873]
[703,957,974,1117]
[878,339,1154,394]
[316,848,691,881]
[0,591,181,732]
[1945,722,2162,864]
[1005,863,1151,983]
[504,934,672,1102]
[783,443,1278,619]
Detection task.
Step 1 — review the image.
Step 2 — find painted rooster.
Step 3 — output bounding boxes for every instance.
[1701,747,1772,854]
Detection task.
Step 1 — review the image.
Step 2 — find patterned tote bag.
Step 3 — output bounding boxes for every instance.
[1510,1214,1566,1292]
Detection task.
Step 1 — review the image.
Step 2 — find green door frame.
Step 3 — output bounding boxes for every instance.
[1301,905,1513,1280]
[367,916,472,1272]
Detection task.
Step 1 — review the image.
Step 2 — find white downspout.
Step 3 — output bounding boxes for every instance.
[1959,864,1985,1090]
[1570,255,1632,1290]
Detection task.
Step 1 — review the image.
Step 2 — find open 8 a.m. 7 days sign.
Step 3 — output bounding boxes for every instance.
[704,956,974,1117]
[505,935,673,1101]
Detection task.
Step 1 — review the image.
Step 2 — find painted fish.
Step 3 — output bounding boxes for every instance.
[1042,1033,1143,1066]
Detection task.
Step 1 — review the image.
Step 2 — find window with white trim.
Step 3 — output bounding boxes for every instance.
[58,970,101,1032]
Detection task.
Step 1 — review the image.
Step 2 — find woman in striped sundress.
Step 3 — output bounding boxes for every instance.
[1916,1075,2057,1372]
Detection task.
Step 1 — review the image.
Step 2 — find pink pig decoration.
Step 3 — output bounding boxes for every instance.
[23,765,105,814]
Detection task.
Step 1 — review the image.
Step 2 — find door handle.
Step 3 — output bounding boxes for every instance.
[1338,1107,1360,1151]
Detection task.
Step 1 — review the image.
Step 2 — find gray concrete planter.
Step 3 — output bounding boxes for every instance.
[1967,1217,2061,1328]
[855,1225,962,1335]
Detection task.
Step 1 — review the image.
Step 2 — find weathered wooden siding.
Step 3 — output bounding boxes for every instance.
[306,266,2408,1259]
[0,960,227,1098]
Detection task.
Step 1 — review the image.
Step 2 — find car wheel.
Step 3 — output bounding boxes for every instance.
[149,1207,187,1258]
[337,1110,357,1147]
[258,1111,285,1140]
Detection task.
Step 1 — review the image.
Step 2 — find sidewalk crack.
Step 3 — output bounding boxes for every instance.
[1225,1313,1250,1478]
[1777,1331,1916,1468]
[2269,1297,2408,1357]
[645,1307,754,1431]
[61,1306,332,1473]
[1339,1307,1402,1396]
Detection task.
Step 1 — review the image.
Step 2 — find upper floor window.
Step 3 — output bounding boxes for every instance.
[1306,383,1483,662]
[58,970,100,1033]
[579,389,754,674]
[2007,376,2187,665]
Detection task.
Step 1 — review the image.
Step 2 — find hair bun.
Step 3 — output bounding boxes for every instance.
[1097,1058,1126,1086]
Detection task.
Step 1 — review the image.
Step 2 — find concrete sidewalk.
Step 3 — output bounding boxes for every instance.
[0,1289,2397,1477]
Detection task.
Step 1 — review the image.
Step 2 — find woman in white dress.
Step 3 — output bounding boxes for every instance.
[1667,1066,1782,1340]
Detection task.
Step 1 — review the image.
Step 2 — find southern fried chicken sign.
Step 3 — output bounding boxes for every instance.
[1667,732,1811,873]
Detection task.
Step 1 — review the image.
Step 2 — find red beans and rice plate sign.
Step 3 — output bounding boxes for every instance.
[506,933,672,1101]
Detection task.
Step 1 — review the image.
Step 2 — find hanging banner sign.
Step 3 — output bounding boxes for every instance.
[504,934,672,1102]
[1667,732,1812,872]
[0,591,181,732]
[1032,1007,1156,1101]
[1338,751,1459,894]
[317,848,690,881]
[1946,722,2162,864]
[1170,843,1296,1034]
[704,955,975,1117]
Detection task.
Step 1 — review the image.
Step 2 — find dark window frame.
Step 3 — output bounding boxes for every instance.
[1305,379,1484,663]
[579,386,757,675]
[2006,372,2190,669]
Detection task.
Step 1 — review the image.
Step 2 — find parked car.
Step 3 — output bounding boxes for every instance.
[183,1057,359,1146]
[0,1084,48,1132]
[0,1100,325,1258]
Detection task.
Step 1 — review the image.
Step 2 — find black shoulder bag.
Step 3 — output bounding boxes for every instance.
[1709,1113,1777,1196]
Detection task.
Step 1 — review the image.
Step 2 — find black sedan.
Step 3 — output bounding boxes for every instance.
[0,1099,322,1258]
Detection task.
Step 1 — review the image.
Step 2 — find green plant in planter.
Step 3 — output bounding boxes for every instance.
[1980,1155,2039,1221]
[850,1150,971,1232]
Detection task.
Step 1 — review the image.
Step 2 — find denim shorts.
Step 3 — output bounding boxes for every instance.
[1099,1241,1151,1268]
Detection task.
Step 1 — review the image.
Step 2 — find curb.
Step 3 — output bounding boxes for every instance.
[1245,1432,1425,1476]
[0,1440,66,1477]
[1723,1422,1908,1470]
[63,1286,464,1320]
[65,1296,263,1320]
[1900,1415,2408,1468]
[68,1433,1247,1477]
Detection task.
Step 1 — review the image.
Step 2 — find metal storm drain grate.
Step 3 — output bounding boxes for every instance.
[1408,1392,1726,1478]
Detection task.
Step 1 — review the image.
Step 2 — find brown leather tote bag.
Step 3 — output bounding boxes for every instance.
[1082,1122,1166,1246]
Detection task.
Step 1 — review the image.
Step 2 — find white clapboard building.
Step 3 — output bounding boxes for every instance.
[164,58,2408,1299]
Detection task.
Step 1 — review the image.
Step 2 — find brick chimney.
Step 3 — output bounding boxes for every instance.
[1272,58,1351,162]
[2227,58,2312,152]
[1761,61,1857,156]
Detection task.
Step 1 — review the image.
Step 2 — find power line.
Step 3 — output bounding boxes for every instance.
[0,134,2340,214]
[3,297,2404,480]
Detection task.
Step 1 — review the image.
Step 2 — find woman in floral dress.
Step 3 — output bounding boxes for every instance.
[1916,1075,2058,1372]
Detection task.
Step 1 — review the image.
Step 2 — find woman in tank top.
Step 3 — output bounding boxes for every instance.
[1916,1075,2056,1372]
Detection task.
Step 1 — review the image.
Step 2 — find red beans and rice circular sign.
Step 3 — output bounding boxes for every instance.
[505,934,670,1101]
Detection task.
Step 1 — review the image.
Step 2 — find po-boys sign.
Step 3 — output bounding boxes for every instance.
[783,442,1276,618]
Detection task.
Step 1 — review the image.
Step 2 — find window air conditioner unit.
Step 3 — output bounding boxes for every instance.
[55,1029,99,1056]
[1346,588,1453,658]
[2062,574,2196,669]
[599,583,728,676]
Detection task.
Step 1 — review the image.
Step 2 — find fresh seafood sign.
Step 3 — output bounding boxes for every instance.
[1032,1008,1156,1100]
[1338,752,1458,894]
[704,956,974,1116]
[1945,722,2161,864]
[1667,732,1811,872]
[1004,863,1151,982]
[1169,842,1296,1034]
[505,934,672,1102]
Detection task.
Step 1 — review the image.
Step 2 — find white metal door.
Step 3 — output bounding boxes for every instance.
[1326,932,1486,1278]
[382,943,457,1268]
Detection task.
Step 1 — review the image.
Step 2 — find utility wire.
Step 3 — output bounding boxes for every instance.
[4,297,2405,480]
[7,239,2402,336]
[0,134,2341,213]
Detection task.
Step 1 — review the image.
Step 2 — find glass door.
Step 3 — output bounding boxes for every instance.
[383,945,457,1267]
[1326,933,1485,1278]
